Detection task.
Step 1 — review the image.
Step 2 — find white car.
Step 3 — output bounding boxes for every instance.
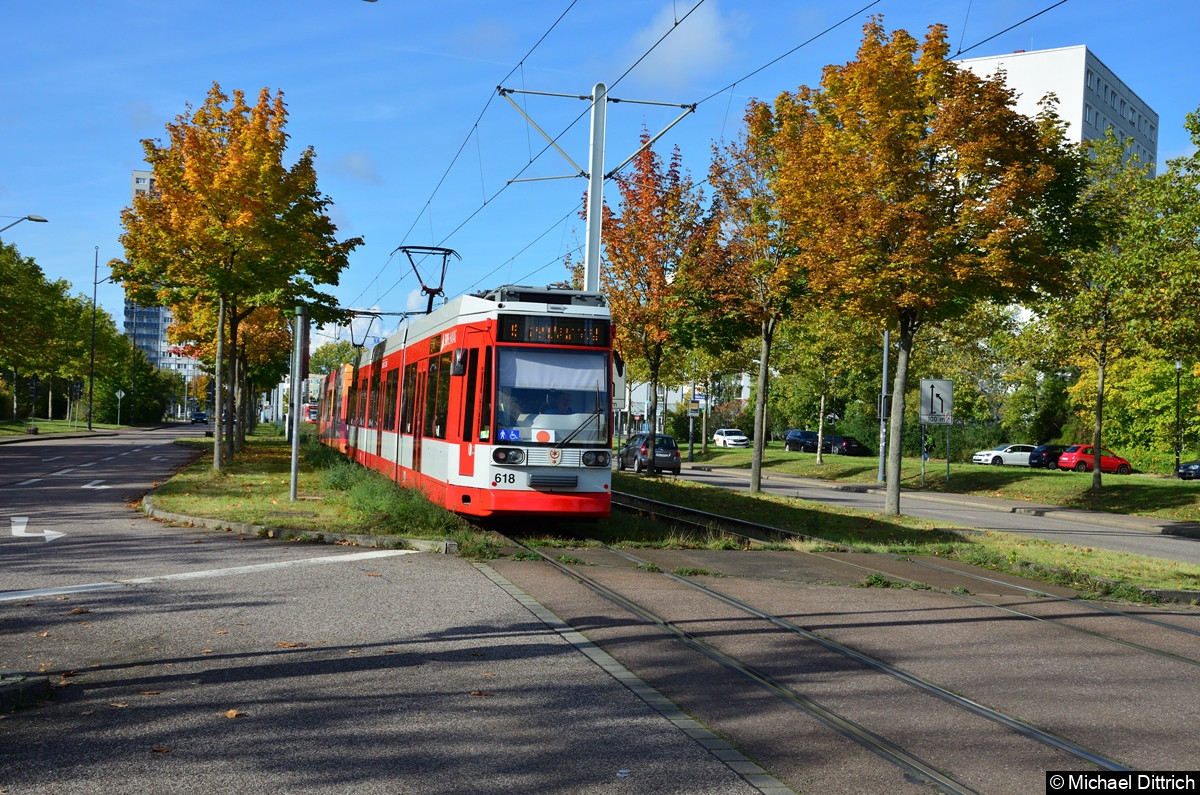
[713,428,750,448]
[972,444,1036,466]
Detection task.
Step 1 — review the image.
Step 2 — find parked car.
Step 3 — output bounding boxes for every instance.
[713,428,750,448]
[189,411,208,424]
[1028,444,1066,469]
[784,429,822,453]
[826,435,869,456]
[971,444,1035,466]
[1056,445,1131,474]
[1177,460,1200,480]
[617,434,682,475]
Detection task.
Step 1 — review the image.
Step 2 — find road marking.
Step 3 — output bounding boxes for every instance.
[43,456,63,462]
[78,461,95,467]
[119,550,418,584]
[50,469,74,476]
[0,550,416,601]
[9,516,66,543]
[101,456,114,461]
[81,480,110,489]
[16,479,42,486]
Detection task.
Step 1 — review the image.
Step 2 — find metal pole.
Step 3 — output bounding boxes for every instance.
[583,82,607,293]
[87,247,98,431]
[1176,359,1182,474]
[289,306,305,502]
[877,330,889,482]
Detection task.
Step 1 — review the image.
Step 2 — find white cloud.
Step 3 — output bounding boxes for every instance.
[332,151,382,184]
[623,1,738,92]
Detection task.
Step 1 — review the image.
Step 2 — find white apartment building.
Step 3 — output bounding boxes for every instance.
[125,169,205,410]
[956,45,1158,175]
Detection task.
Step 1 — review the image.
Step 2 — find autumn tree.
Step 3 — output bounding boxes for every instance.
[601,136,710,473]
[114,82,361,469]
[705,102,806,490]
[769,19,1091,514]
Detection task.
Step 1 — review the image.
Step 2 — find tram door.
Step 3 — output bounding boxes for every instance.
[412,363,428,474]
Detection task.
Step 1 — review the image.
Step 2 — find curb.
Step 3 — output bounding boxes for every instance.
[140,496,459,555]
[0,672,51,713]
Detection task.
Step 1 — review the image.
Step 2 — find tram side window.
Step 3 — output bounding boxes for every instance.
[400,362,417,434]
[423,351,452,439]
[358,379,370,426]
[461,348,479,442]
[479,346,493,442]
[367,367,382,428]
[382,369,399,432]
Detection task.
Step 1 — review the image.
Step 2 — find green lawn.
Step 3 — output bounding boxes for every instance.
[679,443,1200,524]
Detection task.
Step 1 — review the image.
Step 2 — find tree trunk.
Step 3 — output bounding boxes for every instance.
[749,317,775,493]
[647,375,659,476]
[1092,356,1106,492]
[884,325,915,515]
[213,296,225,472]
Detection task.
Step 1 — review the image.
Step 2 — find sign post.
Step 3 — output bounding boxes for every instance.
[115,389,125,428]
[919,379,953,483]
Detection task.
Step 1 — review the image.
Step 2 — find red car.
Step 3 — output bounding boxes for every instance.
[1056,445,1131,475]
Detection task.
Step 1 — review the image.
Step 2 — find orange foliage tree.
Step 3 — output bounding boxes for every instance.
[601,134,712,472]
[769,19,1092,514]
[113,83,360,469]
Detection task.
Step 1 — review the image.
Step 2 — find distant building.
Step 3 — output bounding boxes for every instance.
[956,45,1158,175]
[125,170,204,411]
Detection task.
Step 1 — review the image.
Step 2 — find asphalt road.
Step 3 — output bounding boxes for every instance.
[0,428,757,794]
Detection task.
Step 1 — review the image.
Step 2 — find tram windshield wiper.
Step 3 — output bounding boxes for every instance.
[557,408,602,448]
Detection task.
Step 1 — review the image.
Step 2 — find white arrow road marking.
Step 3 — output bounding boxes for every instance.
[81,480,110,489]
[10,516,65,543]
[0,550,417,601]
[151,456,167,461]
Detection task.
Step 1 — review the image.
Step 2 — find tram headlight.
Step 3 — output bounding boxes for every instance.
[492,447,525,465]
[582,450,610,467]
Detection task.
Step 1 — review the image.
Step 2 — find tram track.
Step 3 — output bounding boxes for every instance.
[610,490,1200,666]
[500,537,1130,793]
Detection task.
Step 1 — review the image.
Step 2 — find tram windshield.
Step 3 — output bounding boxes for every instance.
[495,348,610,445]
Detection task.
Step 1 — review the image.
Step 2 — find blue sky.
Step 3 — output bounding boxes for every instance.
[3,1,1198,348]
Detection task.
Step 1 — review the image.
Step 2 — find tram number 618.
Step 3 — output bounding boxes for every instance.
[493,472,518,486]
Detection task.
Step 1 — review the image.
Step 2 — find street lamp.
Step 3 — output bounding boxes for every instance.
[0,214,48,234]
[88,247,112,431]
[1176,359,1183,475]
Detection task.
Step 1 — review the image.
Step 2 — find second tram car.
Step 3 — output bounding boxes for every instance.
[316,285,615,518]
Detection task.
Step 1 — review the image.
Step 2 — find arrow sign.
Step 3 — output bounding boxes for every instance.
[10,516,65,543]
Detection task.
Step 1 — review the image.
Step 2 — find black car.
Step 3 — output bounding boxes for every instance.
[189,411,208,424]
[784,429,823,453]
[1177,460,1200,480]
[827,435,869,456]
[617,434,681,475]
[1028,444,1066,469]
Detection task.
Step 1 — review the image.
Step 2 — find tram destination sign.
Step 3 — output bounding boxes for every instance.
[498,314,609,347]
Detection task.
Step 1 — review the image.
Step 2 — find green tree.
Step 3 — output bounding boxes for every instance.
[310,340,360,375]
[1029,131,1151,489]
[769,19,1091,513]
[113,82,361,469]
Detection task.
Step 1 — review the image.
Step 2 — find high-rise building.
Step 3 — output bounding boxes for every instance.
[125,170,204,409]
[956,45,1157,175]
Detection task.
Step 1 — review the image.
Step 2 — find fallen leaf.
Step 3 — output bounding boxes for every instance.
[109,702,128,708]
[213,630,227,635]
[151,747,170,753]
[470,652,485,657]
[140,690,160,696]
[59,670,78,678]
[37,632,48,638]
[470,691,494,697]
[482,672,495,678]
[224,709,243,719]
[69,608,89,615]
[366,572,382,577]
[201,649,213,654]
[347,649,359,654]
[276,642,307,648]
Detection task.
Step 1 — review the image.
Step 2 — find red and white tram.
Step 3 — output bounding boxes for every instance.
[316,285,615,518]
